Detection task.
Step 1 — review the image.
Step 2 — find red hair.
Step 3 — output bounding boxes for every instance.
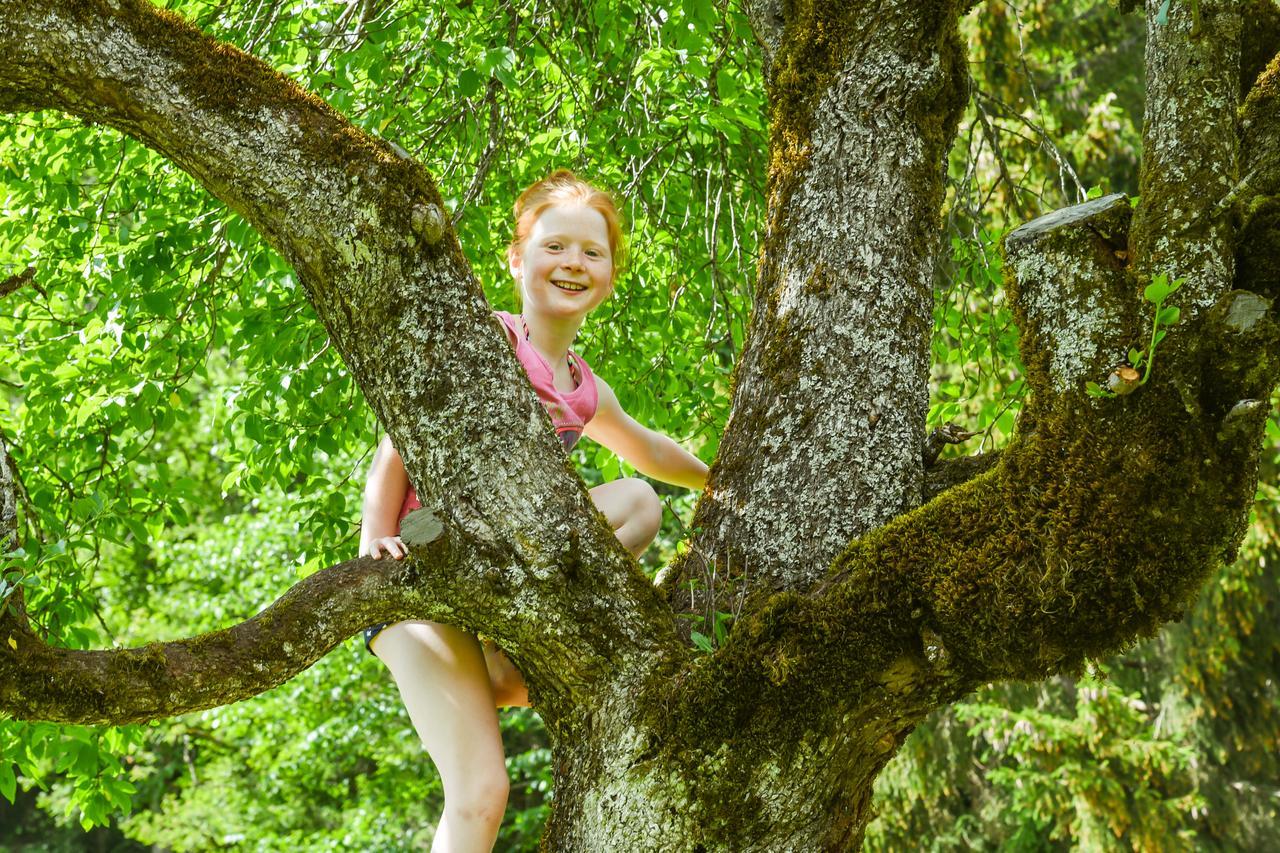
[507,170,626,282]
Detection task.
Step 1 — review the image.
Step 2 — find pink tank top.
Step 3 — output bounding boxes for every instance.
[398,310,598,520]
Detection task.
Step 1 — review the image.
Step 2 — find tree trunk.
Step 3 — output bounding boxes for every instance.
[2,0,1278,849]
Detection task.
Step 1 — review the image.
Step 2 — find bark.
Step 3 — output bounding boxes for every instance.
[1131,0,1240,313]
[1,0,1277,849]
[672,1,972,601]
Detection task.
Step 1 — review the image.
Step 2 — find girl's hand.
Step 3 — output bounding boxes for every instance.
[362,536,406,560]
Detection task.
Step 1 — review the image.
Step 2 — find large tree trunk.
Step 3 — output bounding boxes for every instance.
[2,0,1278,849]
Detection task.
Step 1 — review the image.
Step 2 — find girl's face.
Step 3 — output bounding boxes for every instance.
[511,203,614,321]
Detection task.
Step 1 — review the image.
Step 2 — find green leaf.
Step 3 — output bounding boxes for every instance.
[0,760,15,803]
[691,631,714,652]
[1157,305,1181,326]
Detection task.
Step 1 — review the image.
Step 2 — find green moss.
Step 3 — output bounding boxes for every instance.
[1240,0,1280,97]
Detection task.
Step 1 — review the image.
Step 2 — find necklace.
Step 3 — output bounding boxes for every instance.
[519,315,581,385]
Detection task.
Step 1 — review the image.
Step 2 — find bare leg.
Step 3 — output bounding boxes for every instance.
[369,477,662,851]
[588,477,662,557]
[372,621,509,853]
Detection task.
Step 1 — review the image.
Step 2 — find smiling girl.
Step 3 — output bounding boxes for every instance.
[358,170,707,852]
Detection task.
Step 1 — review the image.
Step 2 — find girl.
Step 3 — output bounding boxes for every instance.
[358,170,708,853]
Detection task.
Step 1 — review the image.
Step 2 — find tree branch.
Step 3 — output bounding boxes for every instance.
[0,536,447,725]
[653,196,1280,772]
[672,1,971,600]
[0,267,35,300]
[1131,0,1241,316]
[0,0,681,727]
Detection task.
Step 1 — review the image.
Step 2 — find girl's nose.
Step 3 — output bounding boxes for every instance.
[562,250,585,269]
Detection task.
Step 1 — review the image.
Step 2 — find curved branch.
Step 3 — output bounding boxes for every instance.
[1,543,439,725]
[0,507,681,725]
[0,0,681,725]
[650,197,1280,774]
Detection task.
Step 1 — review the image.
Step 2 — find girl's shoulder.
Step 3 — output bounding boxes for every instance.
[493,310,519,346]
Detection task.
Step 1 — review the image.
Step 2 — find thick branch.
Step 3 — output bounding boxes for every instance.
[1131,0,1241,315]
[0,0,680,726]
[0,267,35,300]
[0,507,679,725]
[647,199,1280,788]
[674,1,970,598]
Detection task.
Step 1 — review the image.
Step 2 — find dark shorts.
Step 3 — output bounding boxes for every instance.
[363,623,388,656]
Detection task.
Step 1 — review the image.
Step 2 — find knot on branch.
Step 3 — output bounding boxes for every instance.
[410,203,444,245]
[1005,193,1139,397]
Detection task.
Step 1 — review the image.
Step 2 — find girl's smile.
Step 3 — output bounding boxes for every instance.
[512,203,614,318]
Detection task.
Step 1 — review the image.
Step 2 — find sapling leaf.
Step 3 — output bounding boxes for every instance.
[1128,347,1143,365]
[1154,329,1167,345]
[1158,306,1181,326]
[691,631,714,652]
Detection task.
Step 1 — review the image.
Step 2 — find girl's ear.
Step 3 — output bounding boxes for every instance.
[507,247,522,280]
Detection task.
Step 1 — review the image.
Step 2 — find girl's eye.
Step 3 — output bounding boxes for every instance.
[546,242,563,251]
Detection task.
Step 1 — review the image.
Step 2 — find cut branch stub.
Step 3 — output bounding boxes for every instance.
[1004,193,1141,397]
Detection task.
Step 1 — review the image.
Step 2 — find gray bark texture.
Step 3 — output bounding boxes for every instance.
[2,0,1279,849]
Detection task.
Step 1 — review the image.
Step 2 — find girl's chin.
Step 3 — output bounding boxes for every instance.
[523,303,594,322]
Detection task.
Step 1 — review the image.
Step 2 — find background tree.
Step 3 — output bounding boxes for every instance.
[0,1,1274,850]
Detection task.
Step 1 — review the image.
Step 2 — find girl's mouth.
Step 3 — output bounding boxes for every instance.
[553,280,588,292]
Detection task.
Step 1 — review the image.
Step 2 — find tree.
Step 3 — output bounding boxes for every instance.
[3,0,1279,848]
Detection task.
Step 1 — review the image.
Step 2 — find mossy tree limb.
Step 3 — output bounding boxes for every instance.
[670,0,972,600]
[0,0,681,730]
[1131,0,1241,313]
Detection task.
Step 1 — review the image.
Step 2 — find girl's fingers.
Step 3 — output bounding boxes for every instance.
[363,537,406,560]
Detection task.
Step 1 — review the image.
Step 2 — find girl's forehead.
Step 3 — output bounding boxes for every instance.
[531,203,609,243]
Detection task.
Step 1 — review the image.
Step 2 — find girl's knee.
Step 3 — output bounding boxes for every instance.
[626,477,662,539]
[449,768,510,825]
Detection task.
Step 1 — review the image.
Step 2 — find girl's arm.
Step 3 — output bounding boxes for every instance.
[584,377,708,491]
[359,434,410,559]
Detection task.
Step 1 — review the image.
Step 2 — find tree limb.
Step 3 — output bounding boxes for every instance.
[649,197,1280,767]
[0,0,681,726]
[1131,0,1241,315]
[672,1,971,600]
[0,267,35,300]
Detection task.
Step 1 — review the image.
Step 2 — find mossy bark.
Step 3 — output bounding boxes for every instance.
[670,0,972,602]
[1131,0,1241,313]
[2,1,1278,850]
